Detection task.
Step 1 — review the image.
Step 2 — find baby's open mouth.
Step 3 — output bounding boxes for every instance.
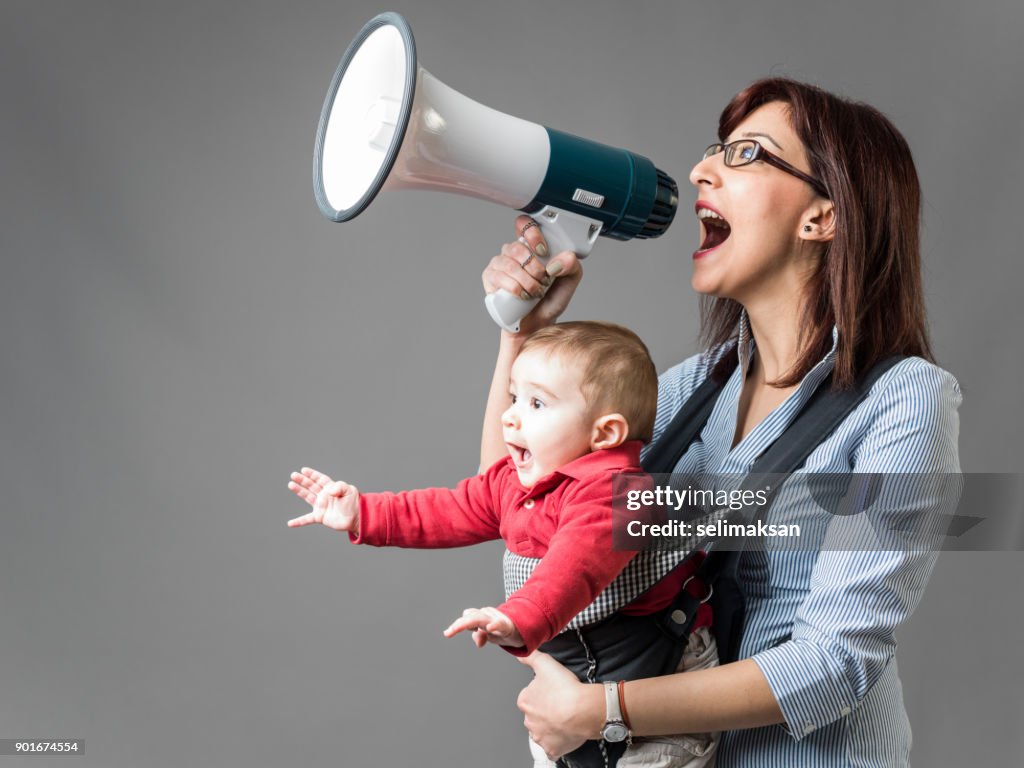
[697,207,731,253]
[507,444,533,466]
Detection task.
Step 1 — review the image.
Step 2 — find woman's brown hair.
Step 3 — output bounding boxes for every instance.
[702,78,934,388]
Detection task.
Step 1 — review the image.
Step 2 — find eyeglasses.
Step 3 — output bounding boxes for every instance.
[703,139,829,198]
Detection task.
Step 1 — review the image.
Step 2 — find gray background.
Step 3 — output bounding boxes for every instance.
[2,0,1021,765]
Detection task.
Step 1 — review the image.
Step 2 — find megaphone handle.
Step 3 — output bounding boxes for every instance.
[484,206,601,332]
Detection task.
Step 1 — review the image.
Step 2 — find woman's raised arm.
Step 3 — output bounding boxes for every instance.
[479,215,583,469]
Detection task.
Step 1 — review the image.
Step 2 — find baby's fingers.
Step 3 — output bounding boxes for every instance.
[301,467,333,491]
[443,609,487,638]
[290,469,324,496]
[286,511,319,527]
[442,617,475,638]
[287,479,317,506]
[485,619,511,636]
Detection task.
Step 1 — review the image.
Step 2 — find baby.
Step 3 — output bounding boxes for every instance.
[287,321,717,768]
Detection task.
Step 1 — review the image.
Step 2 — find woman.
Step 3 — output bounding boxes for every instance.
[479,78,961,767]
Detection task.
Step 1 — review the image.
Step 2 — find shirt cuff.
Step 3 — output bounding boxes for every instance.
[752,629,859,741]
[349,494,390,546]
[498,595,557,657]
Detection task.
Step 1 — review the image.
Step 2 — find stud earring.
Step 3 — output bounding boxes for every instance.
[803,225,812,232]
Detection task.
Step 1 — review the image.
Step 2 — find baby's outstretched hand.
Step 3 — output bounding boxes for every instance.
[444,606,524,648]
[287,467,359,533]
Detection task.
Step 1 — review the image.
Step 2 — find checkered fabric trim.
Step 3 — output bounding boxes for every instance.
[502,508,727,631]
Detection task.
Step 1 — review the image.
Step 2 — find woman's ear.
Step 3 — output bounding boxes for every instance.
[800,200,836,243]
[590,413,629,451]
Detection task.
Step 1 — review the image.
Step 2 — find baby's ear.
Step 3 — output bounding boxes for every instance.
[590,413,629,451]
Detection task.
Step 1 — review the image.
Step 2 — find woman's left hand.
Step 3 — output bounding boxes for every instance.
[517,652,602,760]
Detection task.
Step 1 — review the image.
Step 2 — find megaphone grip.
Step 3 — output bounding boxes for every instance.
[483,205,601,332]
[485,290,540,333]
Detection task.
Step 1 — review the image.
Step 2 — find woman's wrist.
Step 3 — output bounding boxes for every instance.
[495,331,527,373]
[499,325,542,350]
[497,308,560,347]
[581,681,607,740]
[499,328,527,347]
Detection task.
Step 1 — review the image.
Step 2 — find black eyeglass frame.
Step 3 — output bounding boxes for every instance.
[703,140,829,198]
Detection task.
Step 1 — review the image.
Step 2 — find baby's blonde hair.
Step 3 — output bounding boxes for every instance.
[519,321,658,443]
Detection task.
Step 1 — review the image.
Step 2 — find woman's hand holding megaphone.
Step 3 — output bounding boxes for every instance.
[482,215,583,337]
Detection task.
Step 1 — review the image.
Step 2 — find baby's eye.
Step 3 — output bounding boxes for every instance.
[530,397,545,410]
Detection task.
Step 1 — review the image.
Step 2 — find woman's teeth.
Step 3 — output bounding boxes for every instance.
[697,207,731,252]
[697,208,727,223]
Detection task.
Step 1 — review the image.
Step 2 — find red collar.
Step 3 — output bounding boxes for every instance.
[555,440,643,479]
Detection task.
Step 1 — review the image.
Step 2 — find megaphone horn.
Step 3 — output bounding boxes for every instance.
[314,12,679,331]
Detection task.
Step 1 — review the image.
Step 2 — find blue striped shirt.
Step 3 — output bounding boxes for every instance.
[644,317,962,767]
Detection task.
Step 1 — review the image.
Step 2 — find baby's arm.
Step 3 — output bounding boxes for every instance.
[287,461,506,548]
[287,467,360,533]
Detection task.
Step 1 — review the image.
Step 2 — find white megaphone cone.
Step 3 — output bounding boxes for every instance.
[314,12,679,331]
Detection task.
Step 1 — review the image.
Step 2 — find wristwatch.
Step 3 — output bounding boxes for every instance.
[600,681,631,743]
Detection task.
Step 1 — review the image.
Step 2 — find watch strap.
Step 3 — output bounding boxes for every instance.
[604,681,623,723]
[601,681,631,743]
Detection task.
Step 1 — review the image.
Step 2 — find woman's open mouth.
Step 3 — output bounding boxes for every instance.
[695,205,731,258]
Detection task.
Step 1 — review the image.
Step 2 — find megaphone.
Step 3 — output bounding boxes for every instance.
[313,12,679,332]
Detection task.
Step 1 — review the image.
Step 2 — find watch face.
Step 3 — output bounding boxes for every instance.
[602,722,629,743]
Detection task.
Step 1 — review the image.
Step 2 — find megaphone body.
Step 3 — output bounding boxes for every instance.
[314,12,678,331]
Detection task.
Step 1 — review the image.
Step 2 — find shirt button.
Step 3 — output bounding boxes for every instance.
[840,706,851,716]
[523,499,535,509]
[803,723,817,735]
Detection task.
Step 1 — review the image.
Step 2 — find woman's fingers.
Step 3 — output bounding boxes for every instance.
[517,650,550,674]
[514,214,548,255]
[482,217,551,299]
[482,243,578,300]
[535,254,582,320]
[513,215,551,280]
[482,264,535,305]
[490,245,547,299]
[480,218,587,334]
